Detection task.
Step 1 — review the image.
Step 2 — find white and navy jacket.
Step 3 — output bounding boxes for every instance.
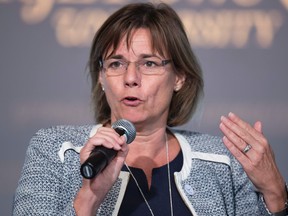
[13,124,272,215]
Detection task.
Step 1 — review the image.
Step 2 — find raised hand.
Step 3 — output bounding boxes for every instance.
[220,112,287,213]
[74,126,129,216]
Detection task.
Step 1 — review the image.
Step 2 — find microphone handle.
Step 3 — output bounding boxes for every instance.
[80,127,126,179]
[80,146,116,179]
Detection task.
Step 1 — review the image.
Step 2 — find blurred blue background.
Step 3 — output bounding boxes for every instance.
[1,0,287,215]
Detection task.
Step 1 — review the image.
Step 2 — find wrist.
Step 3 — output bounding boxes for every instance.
[271,200,287,216]
[270,183,288,216]
[74,187,100,216]
[263,182,287,213]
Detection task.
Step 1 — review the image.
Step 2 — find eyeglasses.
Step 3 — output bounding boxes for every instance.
[100,57,171,76]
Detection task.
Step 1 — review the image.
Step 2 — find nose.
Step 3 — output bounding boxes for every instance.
[124,62,141,88]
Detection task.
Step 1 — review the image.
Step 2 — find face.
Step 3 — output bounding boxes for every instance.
[99,28,185,129]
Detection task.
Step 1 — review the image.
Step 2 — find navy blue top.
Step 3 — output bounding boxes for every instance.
[119,151,191,215]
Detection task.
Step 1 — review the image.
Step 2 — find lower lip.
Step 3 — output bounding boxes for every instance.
[122,99,142,106]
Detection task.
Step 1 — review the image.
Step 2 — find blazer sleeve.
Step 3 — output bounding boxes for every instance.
[13,128,80,216]
[231,156,272,216]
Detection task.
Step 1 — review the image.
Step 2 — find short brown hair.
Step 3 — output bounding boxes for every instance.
[89,2,203,127]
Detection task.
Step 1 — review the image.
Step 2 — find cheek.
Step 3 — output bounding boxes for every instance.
[103,77,119,92]
[102,79,122,104]
[146,79,175,103]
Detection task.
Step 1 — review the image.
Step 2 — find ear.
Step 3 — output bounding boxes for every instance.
[174,74,185,92]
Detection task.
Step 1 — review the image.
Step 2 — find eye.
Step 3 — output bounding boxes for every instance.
[145,61,156,67]
[142,59,161,68]
[107,60,124,69]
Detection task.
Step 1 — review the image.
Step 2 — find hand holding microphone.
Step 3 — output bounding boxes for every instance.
[80,119,136,179]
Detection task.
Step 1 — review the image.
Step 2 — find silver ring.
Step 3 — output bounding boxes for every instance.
[242,144,252,154]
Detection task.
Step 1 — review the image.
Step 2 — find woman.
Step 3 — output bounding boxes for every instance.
[13,2,287,216]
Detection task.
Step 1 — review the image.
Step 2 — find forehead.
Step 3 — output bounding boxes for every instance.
[105,28,167,59]
[118,29,152,53]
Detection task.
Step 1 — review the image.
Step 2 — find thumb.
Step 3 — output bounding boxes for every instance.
[254,121,262,133]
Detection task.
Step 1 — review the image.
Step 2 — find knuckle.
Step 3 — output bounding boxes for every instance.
[245,164,254,173]
[234,149,243,158]
[251,158,260,167]
[238,130,249,141]
[250,153,262,167]
[257,140,269,154]
[257,144,266,154]
[261,138,269,148]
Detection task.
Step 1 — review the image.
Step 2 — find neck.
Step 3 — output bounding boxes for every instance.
[124,128,175,216]
[125,128,180,187]
[133,127,167,150]
[126,127,167,165]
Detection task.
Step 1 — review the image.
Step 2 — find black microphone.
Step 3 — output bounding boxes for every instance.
[80,119,136,179]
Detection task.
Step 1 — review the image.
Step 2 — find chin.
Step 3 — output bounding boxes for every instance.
[119,115,146,124]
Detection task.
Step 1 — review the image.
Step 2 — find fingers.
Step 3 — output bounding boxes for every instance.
[230,113,267,145]
[80,127,127,163]
[219,112,271,172]
[220,112,268,153]
[90,127,124,150]
[220,123,256,168]
[254,121,262,133]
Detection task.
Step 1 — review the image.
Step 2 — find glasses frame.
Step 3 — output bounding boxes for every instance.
[99,57,172,76]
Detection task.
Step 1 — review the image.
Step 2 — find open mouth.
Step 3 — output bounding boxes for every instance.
[122,96,141,106]
[125,97,138,101]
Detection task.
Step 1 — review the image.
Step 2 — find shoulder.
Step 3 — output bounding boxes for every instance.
[27,125,94,158]
[35,124,94,136]
[32,125,94,143]
[171,129,230,155]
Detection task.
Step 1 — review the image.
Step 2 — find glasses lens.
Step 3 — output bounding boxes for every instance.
[103,59,126,76]
[139,58,166,75]
[103,58,170,76]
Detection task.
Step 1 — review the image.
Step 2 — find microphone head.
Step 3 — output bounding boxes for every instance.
[112,119,136,144]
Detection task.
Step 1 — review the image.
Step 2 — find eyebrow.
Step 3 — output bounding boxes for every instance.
[106,54,161,60]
